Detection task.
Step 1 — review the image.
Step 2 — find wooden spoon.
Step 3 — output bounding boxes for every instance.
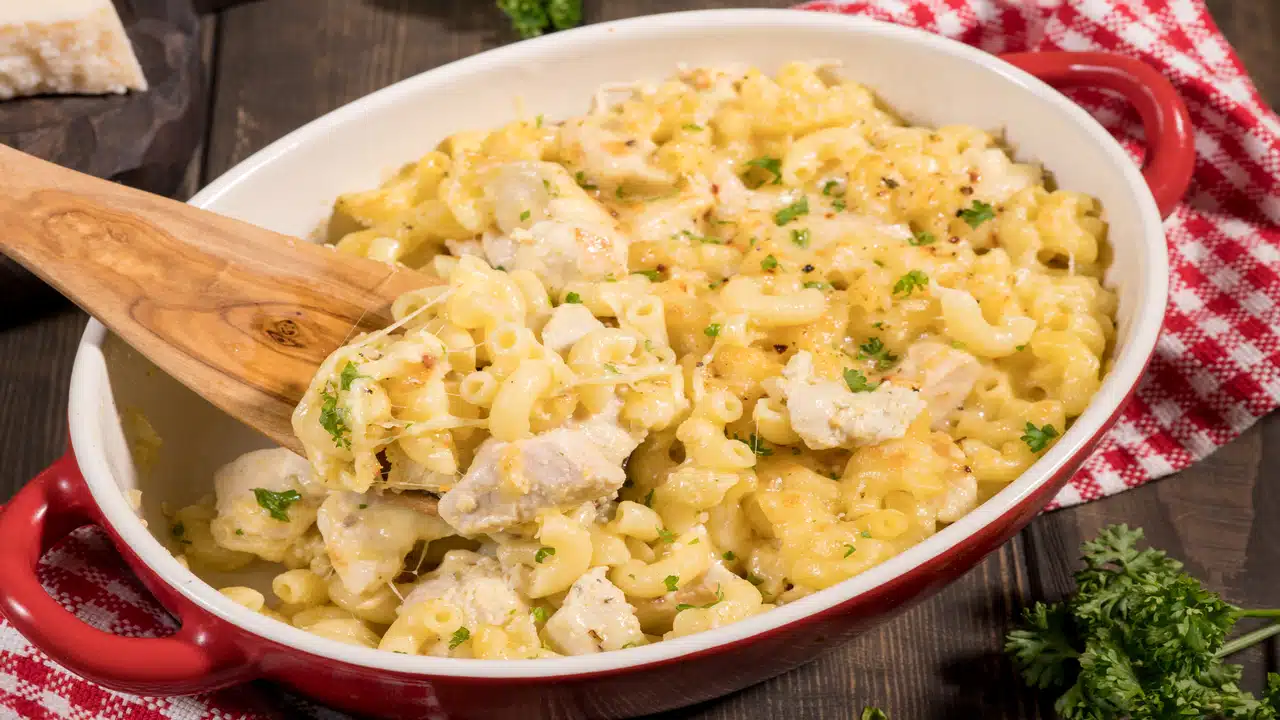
[0,145,434,455]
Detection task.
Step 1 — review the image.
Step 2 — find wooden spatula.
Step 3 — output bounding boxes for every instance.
[0,145,434,455]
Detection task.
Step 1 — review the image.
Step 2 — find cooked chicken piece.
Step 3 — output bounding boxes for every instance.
[559,118,673,188]
[544,567,644,655]
[540,303,605,355]
[772,351,924,450]
[894,341,982,429]
[210,448,323,563]
[438,429,626,536]
[317,491,454,596]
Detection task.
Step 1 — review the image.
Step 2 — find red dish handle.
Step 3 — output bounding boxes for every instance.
[999,51,1195,219]
[0,453,254,695]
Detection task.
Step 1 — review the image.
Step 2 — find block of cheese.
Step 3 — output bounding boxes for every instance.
[0,0,148,100]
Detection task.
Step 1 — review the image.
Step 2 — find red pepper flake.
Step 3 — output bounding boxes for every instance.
[422,355,436,370]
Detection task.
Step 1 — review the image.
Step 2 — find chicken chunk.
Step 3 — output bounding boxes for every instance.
[317,491,454,596]
[540,303,605,355]
[772,351,924,450]
[544,567,644,655]
[438,428,627,536]
[210,448,324,563]
[400,550,536,656]
[894,341,982,429]
[559,117,673,189]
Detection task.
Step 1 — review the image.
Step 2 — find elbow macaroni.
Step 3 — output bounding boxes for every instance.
[173,62,1115,658]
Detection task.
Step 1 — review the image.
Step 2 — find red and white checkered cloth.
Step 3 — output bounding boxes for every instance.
[3,0,1278,717]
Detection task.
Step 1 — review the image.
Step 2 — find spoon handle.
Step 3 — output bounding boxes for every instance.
[0,145,430,452]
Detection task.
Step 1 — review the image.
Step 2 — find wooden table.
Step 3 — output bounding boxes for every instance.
[2,1,1278,717]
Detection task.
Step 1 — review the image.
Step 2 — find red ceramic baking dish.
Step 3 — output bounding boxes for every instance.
[0,9,1192,719]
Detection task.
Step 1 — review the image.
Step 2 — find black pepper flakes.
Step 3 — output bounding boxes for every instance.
[773,344,788,354]
[959,186,974,196]
[802,264,815,273]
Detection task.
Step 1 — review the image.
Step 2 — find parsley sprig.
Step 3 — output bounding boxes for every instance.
[1007,526,1280,719]
[497,0,583,39]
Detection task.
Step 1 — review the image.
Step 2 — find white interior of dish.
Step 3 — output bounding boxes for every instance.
[68,9,1167,678]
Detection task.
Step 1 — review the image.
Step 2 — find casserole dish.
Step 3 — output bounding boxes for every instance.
[0,9,1192,719]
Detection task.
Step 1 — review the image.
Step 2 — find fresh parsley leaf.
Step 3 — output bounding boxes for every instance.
[564,291,582,304]
[520,209,531,221]
[319,386,351,449]
[893,270,929,296]
[339,361,364,391]
[747,574,765,586]
[683,123,704,131]
[644,339,655,352]
[253,488,302,522]
[448,626,470,650]
[574,170,597,191]
[822,180,845,197]
[742,156,782,187]
[603,362,620,374]
[664,575,680,593]
[634,269,662,282]
[644,489,655,508]
[535,114,544,128]
[958,200,996,228]
[235,528,244,535]
[741,433,772,457]
[843,368,877,393]
[791,228,811,248]
[1021,422,1059,453]
[803,281,831,291]
[531,606,548,624]
[909,230,936,246]
[775,196,810,226]
[171,522,184,538]
[1016,344,1028,351]
[858,337,898,369]
[861,709,889,720]
[675,585,725,612]
[861,531,871,538]
[843,544,856,558]
[704,323,722,337]
[832,197,847,212]
[656,527,676,544]
[723,551,736,561]
[761,254,779,271]
[535,546,556,563]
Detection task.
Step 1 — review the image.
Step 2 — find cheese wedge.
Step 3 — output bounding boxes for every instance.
[0,0,148,100]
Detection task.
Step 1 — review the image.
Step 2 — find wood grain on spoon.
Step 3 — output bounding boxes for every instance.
[0,145,434,454]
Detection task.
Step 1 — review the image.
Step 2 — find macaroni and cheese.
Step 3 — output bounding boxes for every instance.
[170,62,1115,658]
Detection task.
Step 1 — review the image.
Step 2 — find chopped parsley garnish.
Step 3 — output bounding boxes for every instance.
[803,281,832,291]
[683,123,704,131]
[235,529,244,535]
[892,270,929,296]
[644,489,655,508]
[563,292,582,304]
[448,627,470,650]
[497,0,583,39]
[958,200,996,228]
[253,488,302,522]
[534,546,556,563]
[858,337,898,369]
[723,551,736,561]
[574,171,597,191]
[861,531,872,538]
[862,709,889,720]
[644,339,655,352]
[633,269,662,282]
[603,362,620,374]
[843,544,856,558]
[663,575,680,593]
[656,527,676,544]
[882,177,899,189]
[822,180,845,197]
[761,254,779,271]
[1020,422,1059,453]
[740,433,773,457]
[358,503,368,509]
[535,114,544,128]
[531,607,548,624]
[171,522,184,538]
[909,230,936,246]
[318,387,351,449]
[676,585,725,611]
[951,341,967,350]
[843,368,877,393]
[339,361,364,391]
[1016,344,1027,351]
[615,186,626,199]
[704,323,722,337]
[520,209,531,221]
[747,574,765,586]
[791,228,810,248]
[742,156,782,187]
[774,196,810,226]
[832,197,847,212]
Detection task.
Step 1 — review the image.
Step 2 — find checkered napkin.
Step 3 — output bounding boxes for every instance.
[3,1,1279,717]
